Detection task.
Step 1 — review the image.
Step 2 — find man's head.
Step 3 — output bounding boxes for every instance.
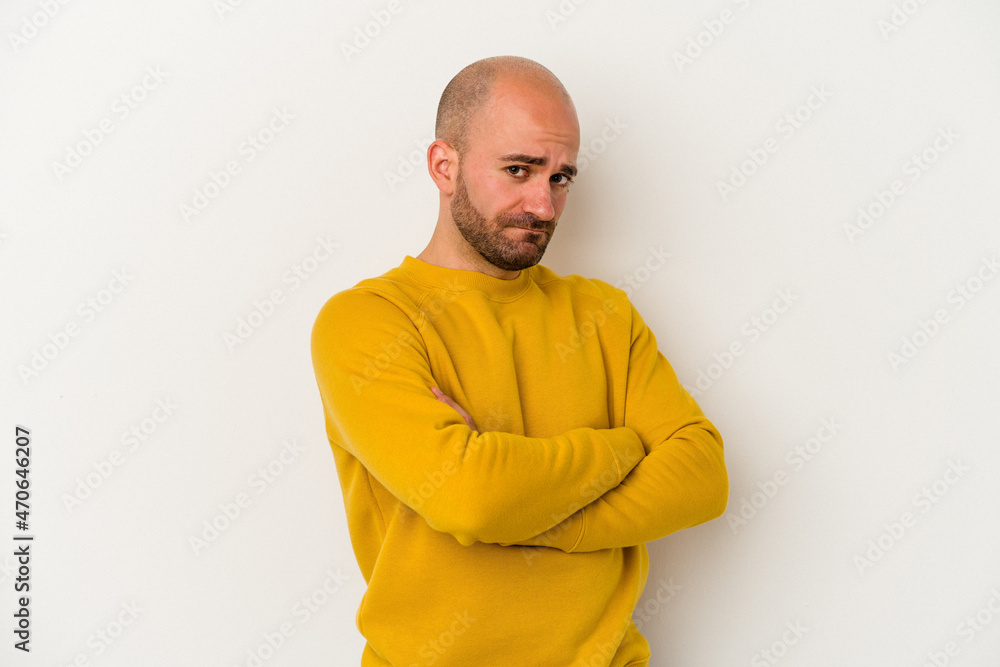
[424,56,580,276]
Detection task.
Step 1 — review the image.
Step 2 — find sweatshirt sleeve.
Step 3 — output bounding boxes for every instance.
[311,288,647,547]
[503,299,728,552]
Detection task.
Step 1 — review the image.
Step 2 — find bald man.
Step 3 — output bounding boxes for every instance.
[311,56,728,666]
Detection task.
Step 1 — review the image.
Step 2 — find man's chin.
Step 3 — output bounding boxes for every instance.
[501,246,546,270]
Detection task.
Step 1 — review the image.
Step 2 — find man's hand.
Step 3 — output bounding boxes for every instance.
[430,386,478,431]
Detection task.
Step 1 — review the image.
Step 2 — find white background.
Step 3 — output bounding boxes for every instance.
[2,1,999,665]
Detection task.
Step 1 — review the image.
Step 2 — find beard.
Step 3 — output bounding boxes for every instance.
[450,168,554,272]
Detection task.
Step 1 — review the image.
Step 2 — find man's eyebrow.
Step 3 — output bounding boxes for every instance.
[497,153,577,178]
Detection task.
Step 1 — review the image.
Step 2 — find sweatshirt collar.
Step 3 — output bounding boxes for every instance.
[399,255,534,300]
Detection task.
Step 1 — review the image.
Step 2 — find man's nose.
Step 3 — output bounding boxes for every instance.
[522,180,556,221]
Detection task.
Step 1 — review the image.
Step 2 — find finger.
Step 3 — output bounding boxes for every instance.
[431,387,456,407]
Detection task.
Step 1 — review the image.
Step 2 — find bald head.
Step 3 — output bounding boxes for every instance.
[435,56,574,156]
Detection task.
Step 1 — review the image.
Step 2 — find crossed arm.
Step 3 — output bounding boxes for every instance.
[427,305,728,553]
[312,288,727,553]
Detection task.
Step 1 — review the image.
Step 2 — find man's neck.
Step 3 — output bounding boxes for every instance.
[416,238,521,281]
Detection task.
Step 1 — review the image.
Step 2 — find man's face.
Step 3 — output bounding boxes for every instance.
[449,76,580,272]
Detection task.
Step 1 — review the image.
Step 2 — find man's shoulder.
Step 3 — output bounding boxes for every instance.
[311,265,420,337]
[532,262,621,296]
[532,263,631,322]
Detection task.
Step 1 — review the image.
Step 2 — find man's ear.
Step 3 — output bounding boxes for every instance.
[427,139,458,196]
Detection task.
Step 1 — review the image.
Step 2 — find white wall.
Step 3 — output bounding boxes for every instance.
[3,1,999,665]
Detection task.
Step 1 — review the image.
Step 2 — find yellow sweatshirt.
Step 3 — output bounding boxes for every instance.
[310,254,728,666]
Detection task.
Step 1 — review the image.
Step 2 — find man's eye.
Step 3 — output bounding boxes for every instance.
[552,174,574,186]
[506,166,526,176]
